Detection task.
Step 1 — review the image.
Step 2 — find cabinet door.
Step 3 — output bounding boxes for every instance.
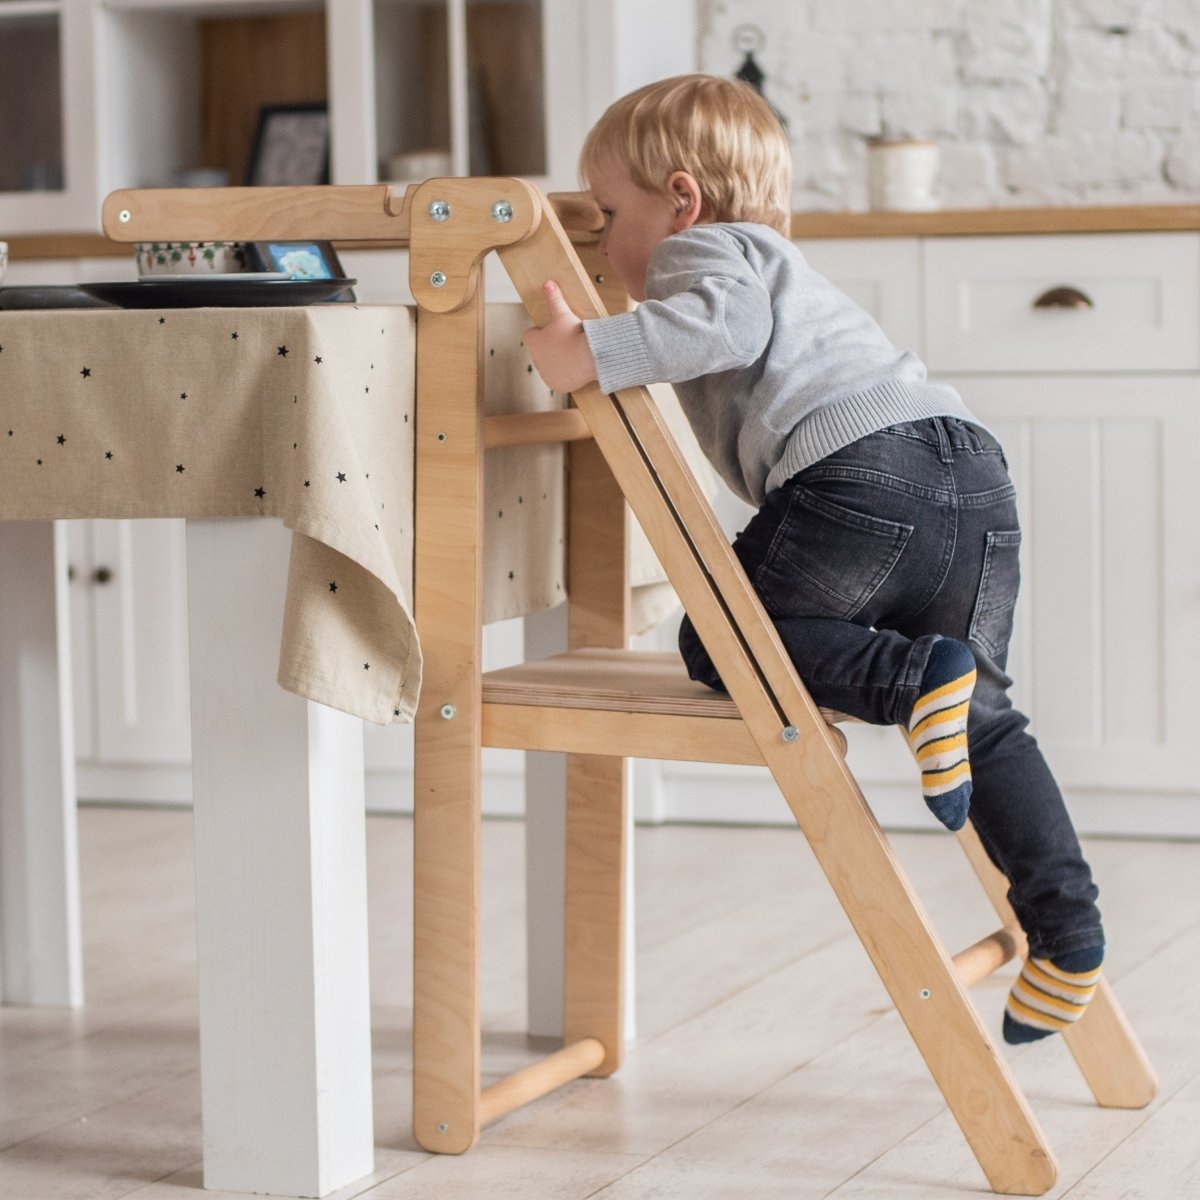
[0,0,100,232]
[941,374,1200,795]
[87,518,192,765]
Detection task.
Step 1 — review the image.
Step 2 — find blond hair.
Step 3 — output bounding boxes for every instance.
[580,74,792,236]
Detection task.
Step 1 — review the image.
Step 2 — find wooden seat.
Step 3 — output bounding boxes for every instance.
[482,647,849,764]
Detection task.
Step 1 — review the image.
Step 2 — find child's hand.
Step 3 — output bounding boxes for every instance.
[523,281,598,394]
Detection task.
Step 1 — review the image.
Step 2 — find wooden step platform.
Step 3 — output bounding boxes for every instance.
[481,648,849,764]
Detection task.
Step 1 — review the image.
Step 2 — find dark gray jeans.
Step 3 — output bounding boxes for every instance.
[680,417,1103,959]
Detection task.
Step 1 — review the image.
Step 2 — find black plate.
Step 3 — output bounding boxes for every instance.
[77,278,356,309]
[0,285,117,310]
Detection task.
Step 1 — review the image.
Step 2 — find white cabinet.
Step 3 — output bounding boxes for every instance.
[917,232,1200,835]
[943,375,1200,803]
[1,0,647,234]
[0,0,697,233]
[923,233,1200,374]
[0,0,101,231]
[66,517,193,804]
[651,229,1200,838]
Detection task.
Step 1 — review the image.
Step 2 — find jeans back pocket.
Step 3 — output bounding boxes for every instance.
[969,529,1021,659]
[754,484,913,621]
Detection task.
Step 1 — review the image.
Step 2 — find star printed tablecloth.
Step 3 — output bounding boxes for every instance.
[0,303,698,725]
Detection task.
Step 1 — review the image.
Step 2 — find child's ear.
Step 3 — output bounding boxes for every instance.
[667,171,704,231]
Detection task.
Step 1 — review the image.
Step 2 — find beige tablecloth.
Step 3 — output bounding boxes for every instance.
[0,303,704,724]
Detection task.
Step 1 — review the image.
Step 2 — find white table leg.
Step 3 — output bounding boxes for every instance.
[187,519,373,1197]
[0,521,83,1007]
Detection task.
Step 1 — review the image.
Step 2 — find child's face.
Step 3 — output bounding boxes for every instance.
[589,160,685,302]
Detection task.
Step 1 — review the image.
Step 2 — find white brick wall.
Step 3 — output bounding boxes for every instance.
[698,0,1200,208]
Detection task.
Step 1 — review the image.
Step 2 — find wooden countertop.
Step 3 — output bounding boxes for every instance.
[788,204,1200,238]
[7,203,1200,259]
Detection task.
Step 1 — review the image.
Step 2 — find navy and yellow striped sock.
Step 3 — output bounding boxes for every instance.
[904,637,976,831]
[1003,946,1104,1044]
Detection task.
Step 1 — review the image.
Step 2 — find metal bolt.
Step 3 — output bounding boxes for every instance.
[919,988,932,1000]
[440,704,457,720]
[595,273,605,284]
[430,271,447,288]
[437,1122,449,1133]
[118,209,131,223]
[428,199,451,222]
[492,199,513,223]
[782,725,799,742]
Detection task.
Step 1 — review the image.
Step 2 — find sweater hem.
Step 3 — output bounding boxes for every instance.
[764,381,981,497]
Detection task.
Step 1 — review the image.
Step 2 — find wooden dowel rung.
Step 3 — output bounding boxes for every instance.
[483,409,592,449]
[952,923,1027,988]
[479,1037,607,1127]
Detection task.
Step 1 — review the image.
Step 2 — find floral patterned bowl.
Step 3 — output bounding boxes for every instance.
[136,241,249,276]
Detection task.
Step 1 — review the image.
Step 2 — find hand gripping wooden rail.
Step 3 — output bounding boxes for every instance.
[104,179,1158,1195]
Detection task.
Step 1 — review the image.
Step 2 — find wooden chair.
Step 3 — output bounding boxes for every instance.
[103,178,1158,1196]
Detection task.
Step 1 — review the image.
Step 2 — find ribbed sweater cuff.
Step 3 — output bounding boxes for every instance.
[584,312,655,394]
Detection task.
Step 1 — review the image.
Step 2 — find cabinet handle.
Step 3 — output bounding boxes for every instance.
[1032,285,1094,310]
[92,566,114,585]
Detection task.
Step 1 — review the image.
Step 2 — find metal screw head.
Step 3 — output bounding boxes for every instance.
[436,432,447,442]
[437,1121,449,1133]
[491,200,513,223]
[430,271,447,288]
[118,209,131,223]
[919,988,932,1000]
[439,703,456,720]
[782,725,799,742]
[428,199,451,222]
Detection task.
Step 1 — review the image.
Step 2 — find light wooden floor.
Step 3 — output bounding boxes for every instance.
[2,806,1196,1200]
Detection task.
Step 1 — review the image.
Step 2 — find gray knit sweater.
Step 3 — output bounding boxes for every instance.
[583,222,976,507]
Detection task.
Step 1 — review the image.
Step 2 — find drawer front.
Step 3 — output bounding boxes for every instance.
[924,233,1200,373]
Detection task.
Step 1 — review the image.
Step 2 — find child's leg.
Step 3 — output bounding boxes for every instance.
[902,635,976,831]
[679,418,1105,1040]
[681,613,976,829]
[964,681,1105,1043]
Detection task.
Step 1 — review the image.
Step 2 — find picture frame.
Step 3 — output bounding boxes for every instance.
[248,239,355,302]
[248,239,345,280]
[245,103,331,187]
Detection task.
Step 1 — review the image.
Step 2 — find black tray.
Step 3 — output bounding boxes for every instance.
[0,285,116,310]
[77,278,356,309]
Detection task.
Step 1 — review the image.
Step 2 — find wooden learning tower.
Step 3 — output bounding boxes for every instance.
[104,177,1157,1195]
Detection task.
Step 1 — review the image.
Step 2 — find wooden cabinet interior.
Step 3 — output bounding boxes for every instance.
[199,12,329,188]
[418,1,546,176]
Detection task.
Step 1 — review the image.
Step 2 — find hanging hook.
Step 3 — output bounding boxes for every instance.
[732,24,767,93]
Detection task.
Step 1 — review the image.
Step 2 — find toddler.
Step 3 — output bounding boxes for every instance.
[523,74,1104,1044]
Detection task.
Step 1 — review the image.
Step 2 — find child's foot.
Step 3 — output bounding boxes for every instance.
[904,637,976,831]
[1003,946,1104,1044]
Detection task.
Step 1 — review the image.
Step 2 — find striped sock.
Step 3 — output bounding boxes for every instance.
[1003,946,1104,1044]
[904,637,976,831]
